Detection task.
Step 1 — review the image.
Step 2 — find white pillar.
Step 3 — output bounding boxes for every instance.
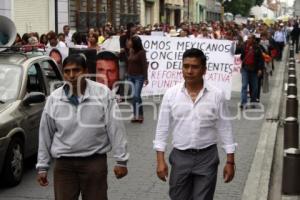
[170,9,175,26]
[49,0,55,32]
[140,0,146,26]
[153,0,159,24]
[57,0,69,33]
[0,0,12,19]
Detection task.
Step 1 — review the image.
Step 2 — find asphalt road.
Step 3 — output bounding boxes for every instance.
[0,78,275,200]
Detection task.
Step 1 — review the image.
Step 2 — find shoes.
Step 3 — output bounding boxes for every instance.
[131,117,144,123]
[137,117,144,123]
[131,118,139,123]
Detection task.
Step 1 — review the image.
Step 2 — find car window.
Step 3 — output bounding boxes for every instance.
[40,60,63,93]
[0,65,22,102]
[26,64,46,94]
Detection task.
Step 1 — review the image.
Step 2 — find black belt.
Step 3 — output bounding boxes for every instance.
[176,144,216,154]
[57,153,107,160]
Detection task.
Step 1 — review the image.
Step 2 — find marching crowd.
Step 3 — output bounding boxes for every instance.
[8,19,300,200]
[13,19,299,110]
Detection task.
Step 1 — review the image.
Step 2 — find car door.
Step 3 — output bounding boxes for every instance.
[39,59,63,95]
[20,63,47,156]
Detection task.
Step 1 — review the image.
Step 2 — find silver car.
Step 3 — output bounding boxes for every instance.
[0,52,63,186]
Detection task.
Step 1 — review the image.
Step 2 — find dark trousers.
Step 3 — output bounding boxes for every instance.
[292,37,299,53]
[127,75,145,118]
[169,145,219,200]
[276,42,285,60]
[241,67,259,106]
[54,154,108,200]
[257,75,263,101]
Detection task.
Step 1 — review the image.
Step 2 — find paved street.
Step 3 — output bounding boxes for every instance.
[0,66,278,200]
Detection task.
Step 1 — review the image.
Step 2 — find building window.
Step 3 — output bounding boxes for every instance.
[127,0,132,13]
[98,0,107,12]
[133,0,137,14]
[120,0,125,13]
[75,0,107,33]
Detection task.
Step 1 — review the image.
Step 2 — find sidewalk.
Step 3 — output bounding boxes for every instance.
[268,50,300,200]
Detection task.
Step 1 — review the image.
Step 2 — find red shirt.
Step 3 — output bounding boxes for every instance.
[244,43,255,65]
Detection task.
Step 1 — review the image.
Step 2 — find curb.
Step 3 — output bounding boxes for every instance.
[241,47,288,200]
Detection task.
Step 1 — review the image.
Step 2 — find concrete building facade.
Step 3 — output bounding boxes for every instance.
[0,0,213,34]
[68,0,140,33]
[205,0,221,22]
[0,0,70,34]
[295,0,300,18]
[163,0,184,26]
[186,0,206,23]
[140,0,160,26]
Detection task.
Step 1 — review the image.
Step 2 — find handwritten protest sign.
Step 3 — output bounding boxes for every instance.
[140,36,238,99]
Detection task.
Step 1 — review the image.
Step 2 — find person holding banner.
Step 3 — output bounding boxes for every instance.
[127,36,148,123]
[236,35,264,109]
[154,48,236,200]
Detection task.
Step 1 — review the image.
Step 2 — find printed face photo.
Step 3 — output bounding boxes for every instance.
[50,51,62,65]
[96,59,119,89]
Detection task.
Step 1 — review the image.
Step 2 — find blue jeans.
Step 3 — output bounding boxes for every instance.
[128,75,144,118]
[241,67,258,106]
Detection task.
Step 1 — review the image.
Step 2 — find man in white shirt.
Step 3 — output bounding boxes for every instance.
[273,24,286,60]
[153,48,236,200]
[63,25,72,46]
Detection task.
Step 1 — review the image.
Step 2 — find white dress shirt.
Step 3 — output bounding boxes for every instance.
[153,82,237,154]
[273,30,286,43]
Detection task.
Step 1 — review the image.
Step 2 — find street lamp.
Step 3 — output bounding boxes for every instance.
[221,0,232,21]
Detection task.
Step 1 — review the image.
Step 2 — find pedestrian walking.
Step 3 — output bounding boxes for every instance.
[36,54,129,200]
[127,36,148,123]
[273,24,286,61]
[154,48,236,200]
[291,22,300,53]
[236,34,264,109]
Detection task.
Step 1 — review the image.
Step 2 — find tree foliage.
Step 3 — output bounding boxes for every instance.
[255,0,264,6]
[223,0,264,16]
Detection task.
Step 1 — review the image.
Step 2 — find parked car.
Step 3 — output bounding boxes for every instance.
[0,51,63,186]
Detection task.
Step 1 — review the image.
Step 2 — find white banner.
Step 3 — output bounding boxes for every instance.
[140,36,239,99]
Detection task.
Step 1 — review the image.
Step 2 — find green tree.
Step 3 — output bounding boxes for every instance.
[255,0,264,6]
[223,0,263,16]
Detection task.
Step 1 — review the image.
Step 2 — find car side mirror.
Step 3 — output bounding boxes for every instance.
[23,92,46,106]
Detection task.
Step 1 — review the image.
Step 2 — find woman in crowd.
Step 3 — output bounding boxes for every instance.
[40,34,48,45]
[88,33,100,51]
[21,33,29,45]
[14,33,22,46]
[127,36,148,123]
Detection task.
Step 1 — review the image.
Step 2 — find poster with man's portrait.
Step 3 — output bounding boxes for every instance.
[95,51,120,90]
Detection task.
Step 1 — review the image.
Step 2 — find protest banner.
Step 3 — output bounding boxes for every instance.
[231,54,242,92]
[139,36,238,99]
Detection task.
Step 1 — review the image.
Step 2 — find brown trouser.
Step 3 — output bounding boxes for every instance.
[54,154,108,200]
